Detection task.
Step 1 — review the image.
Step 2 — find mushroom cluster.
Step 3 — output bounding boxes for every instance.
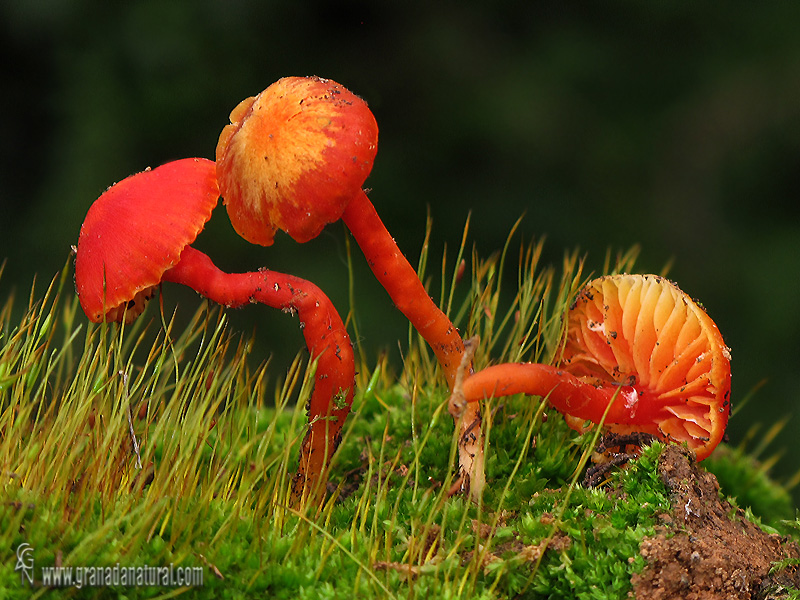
[74,76,732,507]
[74,76,478,502]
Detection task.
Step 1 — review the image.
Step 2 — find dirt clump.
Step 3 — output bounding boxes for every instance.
[630,444,800,599]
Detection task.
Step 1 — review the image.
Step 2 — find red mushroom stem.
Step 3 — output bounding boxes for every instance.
[161,246,355,500]
[456,362,660,425]
[342,190,465,388]
[341,189,485,496]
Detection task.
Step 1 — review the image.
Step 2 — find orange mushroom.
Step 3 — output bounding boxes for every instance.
[454,274,731,461]
[74,157,355,500]
[216,75,467,387]
[216,76,483,490]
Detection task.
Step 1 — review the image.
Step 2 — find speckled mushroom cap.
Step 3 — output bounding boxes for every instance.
[560,274,731,461]
[215,76,379,246]
[75,158,219,323]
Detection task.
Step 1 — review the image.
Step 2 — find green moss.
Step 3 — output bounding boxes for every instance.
[0,253,796,599]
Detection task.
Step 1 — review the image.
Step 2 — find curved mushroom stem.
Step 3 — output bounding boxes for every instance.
[342,189,483,498]
[342,190,465,387]
[455,362,662,425]
[162,245,355,503]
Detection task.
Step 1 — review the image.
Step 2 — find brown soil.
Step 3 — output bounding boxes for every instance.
[630,444,800,599]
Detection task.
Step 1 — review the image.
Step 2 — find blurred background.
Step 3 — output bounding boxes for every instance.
[2,2,799,499]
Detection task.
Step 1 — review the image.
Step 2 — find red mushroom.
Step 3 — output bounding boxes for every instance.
[215,76,483,488]
[74,157,355,500]
[453,274,731,462]
[75,158,218,324]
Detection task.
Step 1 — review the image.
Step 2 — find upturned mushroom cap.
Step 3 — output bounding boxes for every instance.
[215,76,379,246]
[559,274,731,460]
[75,158,219,323]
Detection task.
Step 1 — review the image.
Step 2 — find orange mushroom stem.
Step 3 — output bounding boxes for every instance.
[453,274,731,462]
[341,190,466,388]
[75,158,354,500]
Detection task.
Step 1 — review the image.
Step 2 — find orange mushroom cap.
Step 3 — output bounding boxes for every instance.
[75,158,219,323]
[216,76,379,246]
[559,274,731,460]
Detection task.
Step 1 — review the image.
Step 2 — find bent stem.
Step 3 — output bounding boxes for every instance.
[163,246,355,503]
[342,189,483,497]
[343,190,465,388]
[457,362,660,424]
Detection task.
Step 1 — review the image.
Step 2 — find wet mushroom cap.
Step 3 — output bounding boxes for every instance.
[560,274,731,460]
[215,75,379,246]
[75,158,219,323]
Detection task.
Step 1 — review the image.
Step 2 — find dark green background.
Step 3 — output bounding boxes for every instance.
[3,2,799,499]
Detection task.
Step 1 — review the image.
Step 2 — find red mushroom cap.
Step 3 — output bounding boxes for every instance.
[559,274,731,460]
[215,76,379,246]
[75,158,219,323]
